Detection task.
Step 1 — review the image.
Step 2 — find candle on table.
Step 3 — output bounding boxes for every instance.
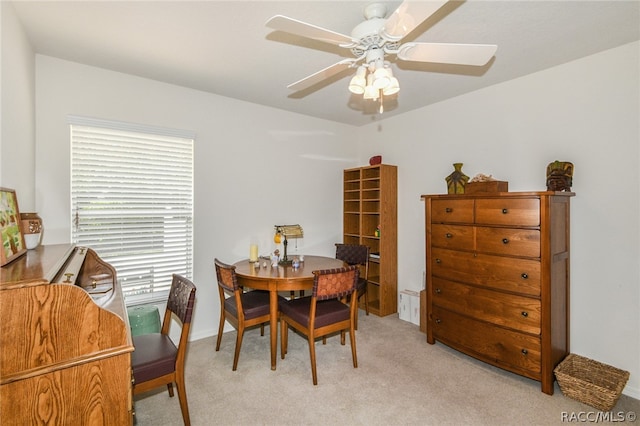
[249,244,259,262]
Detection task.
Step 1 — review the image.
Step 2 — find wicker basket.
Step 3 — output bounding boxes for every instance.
[554,354,630,411]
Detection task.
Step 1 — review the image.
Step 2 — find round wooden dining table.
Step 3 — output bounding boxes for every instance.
[233,255,345,370]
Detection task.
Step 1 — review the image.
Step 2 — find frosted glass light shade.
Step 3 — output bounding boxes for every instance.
[363,85,379,100]
[372,67,391,89]
[348,66,367,94]
[363,73,378,100]
[382,77,400,95]
[349,75,366,94]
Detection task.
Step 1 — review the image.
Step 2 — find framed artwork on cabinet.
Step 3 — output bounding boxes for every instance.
[1,187,26,266]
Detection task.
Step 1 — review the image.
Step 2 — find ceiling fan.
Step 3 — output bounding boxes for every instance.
[266,0,497,107]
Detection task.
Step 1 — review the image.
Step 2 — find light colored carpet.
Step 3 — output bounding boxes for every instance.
[134,313,639,425]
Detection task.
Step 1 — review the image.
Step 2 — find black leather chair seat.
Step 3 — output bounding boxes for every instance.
[279,297,350,328]
[224,290,282,320]
[132,333,177,384]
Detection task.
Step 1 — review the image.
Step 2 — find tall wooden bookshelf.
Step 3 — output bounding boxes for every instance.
[343,164,397,316]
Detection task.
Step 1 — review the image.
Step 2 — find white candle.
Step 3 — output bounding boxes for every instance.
[249,244,258,262]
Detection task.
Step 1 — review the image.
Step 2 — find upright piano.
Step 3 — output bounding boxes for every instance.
[0,244,133,424]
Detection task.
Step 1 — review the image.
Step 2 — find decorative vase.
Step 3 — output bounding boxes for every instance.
[20,212,43,250]
[445,163,469,194]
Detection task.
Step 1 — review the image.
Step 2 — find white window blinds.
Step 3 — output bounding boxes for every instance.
[70,117,194,305]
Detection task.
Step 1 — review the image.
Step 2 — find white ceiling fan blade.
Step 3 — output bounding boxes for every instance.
[381,0,450,41]
[397,42,498,66]
[287,59,356,91]
[266,15,356,47]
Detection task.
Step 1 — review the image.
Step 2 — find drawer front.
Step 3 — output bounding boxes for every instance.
[431,199,474,223]
[432,277,541,334]
[431,248,541,296]
[431,224,473,250]
[475,198,540,226]
[432,306,541,374]
[476,227,540,258]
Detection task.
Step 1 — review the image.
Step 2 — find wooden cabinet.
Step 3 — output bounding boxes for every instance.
[0,244,134,424]
[343,164,397,316]
[422,191,573,394]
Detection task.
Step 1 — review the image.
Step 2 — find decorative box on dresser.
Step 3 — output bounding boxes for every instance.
[421,191,574,394]
[343,164,397,316]
[0,244,134,424]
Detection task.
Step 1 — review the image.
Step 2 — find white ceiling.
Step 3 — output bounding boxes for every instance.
[10,0,640,127]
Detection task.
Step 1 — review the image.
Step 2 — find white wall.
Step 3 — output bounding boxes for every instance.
[0,1,36,209]
[34,55,360,343]
[358,41,640,398]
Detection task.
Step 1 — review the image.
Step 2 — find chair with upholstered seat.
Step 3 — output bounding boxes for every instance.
[279,265,360,385]
[132,274,196,426]
[335,243,370,328]
[214,258,283,371]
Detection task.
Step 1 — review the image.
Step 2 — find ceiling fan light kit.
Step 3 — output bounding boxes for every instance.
[266,0,497,112]
[349,50,399,101]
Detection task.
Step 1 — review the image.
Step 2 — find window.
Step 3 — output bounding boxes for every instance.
[69,116,194,305]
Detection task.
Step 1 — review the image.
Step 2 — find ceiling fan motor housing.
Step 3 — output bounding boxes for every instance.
[350,4,400,58]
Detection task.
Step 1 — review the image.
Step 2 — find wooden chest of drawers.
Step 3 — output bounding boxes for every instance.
[422,191,574,394]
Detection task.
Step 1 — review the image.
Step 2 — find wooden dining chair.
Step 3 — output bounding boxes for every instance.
[214,258,284,370]
[335,243,370,328]
[279,265,360,385]
[131,274,196,426]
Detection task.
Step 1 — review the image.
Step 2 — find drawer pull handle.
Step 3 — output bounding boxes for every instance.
[521,349,528,356]
[502,238,509,244]
[521,311,528,317]
[445,207,453,213]
[436,258,441,264]
[435,288,441,294]
[64,273,74,283]
[521,273,528,279]
[502,208,509,214]
[445,233,453,239]
[435,319,442,324]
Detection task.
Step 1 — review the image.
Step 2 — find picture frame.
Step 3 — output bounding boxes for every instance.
[1,187,27,266]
